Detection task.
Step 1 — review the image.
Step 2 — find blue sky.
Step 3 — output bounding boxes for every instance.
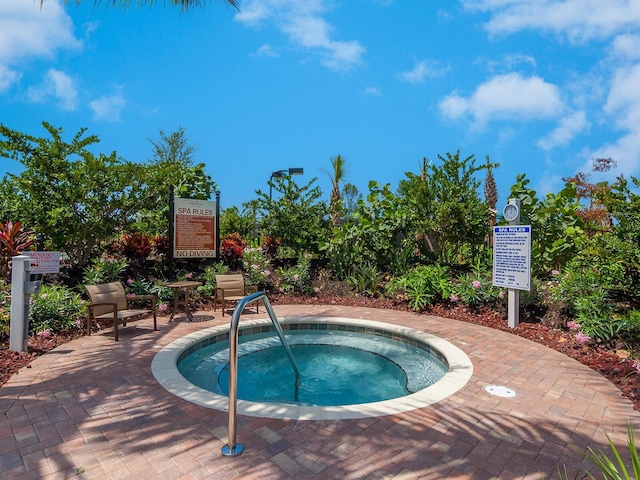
[1,0,640,211]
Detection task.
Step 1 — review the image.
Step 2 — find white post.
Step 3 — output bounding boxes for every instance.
[9,256,32,352]
[508,288,520,328]
[507,198,521,328]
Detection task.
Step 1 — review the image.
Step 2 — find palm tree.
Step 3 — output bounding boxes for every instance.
[324,155,346,227]
[484,155,498,246]
[42,0,238,10]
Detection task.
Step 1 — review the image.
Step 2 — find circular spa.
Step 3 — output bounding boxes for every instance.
[152,317,473,420]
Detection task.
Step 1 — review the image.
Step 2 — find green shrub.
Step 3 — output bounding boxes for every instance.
[242,247,273,287]
[386,265,452,311]
[128,278,173,303]
[30,284,86,334]
[197,263,229,297]
[82,256,128,284]
[0,280,9,340]
[452,273,501,307]
[276,255,312,294]
[346,262,383,296]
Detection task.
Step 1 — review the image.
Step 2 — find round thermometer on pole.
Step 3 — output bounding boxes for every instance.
[503,203,519,222]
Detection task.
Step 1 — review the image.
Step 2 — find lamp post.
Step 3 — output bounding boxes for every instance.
[269,167,303,200]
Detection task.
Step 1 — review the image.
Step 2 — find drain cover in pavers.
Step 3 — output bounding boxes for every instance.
[484,385,516,398]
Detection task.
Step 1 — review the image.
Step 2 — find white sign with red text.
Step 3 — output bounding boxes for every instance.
[26,251,61,274]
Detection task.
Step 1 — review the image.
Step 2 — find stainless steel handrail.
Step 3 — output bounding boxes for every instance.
[221,291,300,457]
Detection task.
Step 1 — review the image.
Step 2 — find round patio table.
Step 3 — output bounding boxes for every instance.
[165,280,203,321]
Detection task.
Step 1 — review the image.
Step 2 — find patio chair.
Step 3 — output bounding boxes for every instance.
[214,274,258,316]
[84,282,157,341]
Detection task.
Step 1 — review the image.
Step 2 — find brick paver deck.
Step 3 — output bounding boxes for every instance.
[2,304,639,479]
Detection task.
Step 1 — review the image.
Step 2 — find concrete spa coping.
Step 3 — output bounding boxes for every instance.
[151,317,474,421]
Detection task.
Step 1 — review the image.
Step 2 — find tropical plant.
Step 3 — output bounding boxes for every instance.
[0,220,35,280]
[558,425,640,480]
[220,206,257,240]
[220,232,247,269]
[82,256,128,285]
[0,279,10,340]
[30,285,86,334]
[346,262,383,297]
[111,233,153,266]
[386,264,452,311]
[452,273,501,308]
[484,155,499,246]
[341,182,362,222]
[127,278,173,303]
[323,154,346,227]
[132,127,217,236]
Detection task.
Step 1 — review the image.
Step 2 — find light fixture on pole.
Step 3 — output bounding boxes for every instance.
[269,167,304,200]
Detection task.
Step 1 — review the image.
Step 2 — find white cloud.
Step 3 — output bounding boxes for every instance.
[581,63,640,177]
[612,34,640,60]
[439,73,564,128]
[537,110,589,150]
[0,0,81,95]
[0,65,20,93]
[27,69,78,111]
[252,43,279,58]
[605,64,640,129]
[363,86,382,96]
[235,0,365,71]
[0,0,80,61]
[461,1,640,43]
[535,171,565,196]
[90,93,126,122]
[397,59,449,84]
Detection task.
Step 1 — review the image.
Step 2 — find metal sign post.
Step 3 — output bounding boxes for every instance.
[493,198,532,328]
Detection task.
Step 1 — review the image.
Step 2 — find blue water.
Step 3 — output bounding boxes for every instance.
[179,330,447,406]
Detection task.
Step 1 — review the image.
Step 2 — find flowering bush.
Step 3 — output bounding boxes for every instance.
[242,247,273,288]
[276,254,312,294]
[453,273,501,307]
[30,284,87,334]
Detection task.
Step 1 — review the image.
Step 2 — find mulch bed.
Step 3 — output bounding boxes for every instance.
[2,294,640,413]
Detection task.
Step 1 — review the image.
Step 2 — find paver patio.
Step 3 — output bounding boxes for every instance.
[2,304,639,479]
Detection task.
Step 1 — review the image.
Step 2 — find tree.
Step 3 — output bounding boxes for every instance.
[322,154,346,227]
[508,173,584,274]
[341,182,361,221]
[563,157,617,232]
[325,181,411,277]
[219,205,257,240]
[398,152,492,266]
[484,155,499,246]
[256,176,329,256]
[0,122,148,267]
[132,127,216,236]
[42,0,238,11]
